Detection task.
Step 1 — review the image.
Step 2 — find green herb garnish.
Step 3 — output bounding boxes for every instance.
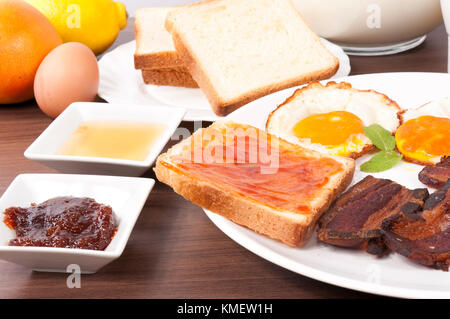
[360,124,401,173]
[362,124,396,151]
[360,150,403,173]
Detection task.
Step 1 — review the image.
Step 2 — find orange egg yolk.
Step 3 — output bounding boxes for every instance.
[395,115,450,164]
[292,111,364,146]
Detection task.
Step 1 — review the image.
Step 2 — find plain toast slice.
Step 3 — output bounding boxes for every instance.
[141,67,198,88]
[154,121,354,246]
[134,7,184,69]
[165,0,339,116]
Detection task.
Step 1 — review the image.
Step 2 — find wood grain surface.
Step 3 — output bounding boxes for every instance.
[0,19,447,299]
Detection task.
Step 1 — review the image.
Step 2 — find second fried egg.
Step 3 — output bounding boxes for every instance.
[395,98,450,165]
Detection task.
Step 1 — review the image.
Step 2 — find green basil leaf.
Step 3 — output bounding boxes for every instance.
[360,150,403,173]
[363,124,396,151]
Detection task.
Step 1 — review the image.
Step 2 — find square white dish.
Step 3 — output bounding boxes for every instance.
[24,102,186,176]
[0,174,154,274]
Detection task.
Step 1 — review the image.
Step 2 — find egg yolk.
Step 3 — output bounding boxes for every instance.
[292,111,364,146]
[395,115,450,165]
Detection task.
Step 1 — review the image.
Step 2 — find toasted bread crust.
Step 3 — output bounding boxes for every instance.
[141,67,198,88]
[134,52,184,70]
[154,122,355,247]
[165,3,339,117]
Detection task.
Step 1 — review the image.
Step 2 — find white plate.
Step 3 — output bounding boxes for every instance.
[98,39,351,122]
[203,72,450,299]
[0,174,154,273]
[25,102,185,177]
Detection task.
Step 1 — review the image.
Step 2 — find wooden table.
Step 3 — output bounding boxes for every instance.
[0,19,447,299]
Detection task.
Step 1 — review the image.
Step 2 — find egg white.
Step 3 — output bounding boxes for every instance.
[402,98,450,121]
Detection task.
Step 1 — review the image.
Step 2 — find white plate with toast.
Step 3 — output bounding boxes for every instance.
[202,72,450,299]
[98,39,350,122]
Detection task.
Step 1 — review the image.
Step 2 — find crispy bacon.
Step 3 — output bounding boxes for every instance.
[317,176,428,250]
[419,157,450,189]
[381,179,450,271]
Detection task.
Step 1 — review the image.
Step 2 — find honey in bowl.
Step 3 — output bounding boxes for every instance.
[58,121,166,161]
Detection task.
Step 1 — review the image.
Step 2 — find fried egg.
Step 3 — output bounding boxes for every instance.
[266,82,402,158]
[395,98,450,165]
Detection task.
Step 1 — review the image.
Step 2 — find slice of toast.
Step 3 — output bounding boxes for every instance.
[134,7,184,69]
[141,67,198,88]
[165,0,339,116]
[154,121,354,247]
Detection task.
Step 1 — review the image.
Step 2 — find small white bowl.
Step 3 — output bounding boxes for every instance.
[0,174,154,274]
[24,102,186,176]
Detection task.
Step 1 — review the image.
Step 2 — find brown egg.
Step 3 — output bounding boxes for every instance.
[34,42,99,118]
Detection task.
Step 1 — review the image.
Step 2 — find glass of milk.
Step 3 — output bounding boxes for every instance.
[442,0,450,72]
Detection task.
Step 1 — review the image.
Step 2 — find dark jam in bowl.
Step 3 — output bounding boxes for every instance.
[3,197,118,250]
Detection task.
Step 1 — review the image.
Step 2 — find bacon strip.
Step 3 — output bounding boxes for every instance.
[317,176,428,250]
[381,179,450,271]
[419,157,450,189]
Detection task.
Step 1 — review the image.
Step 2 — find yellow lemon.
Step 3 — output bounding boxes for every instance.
[24,0,127,55]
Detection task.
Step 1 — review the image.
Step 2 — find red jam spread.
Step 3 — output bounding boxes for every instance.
[3,197,118,250]
[168,124,343,213]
